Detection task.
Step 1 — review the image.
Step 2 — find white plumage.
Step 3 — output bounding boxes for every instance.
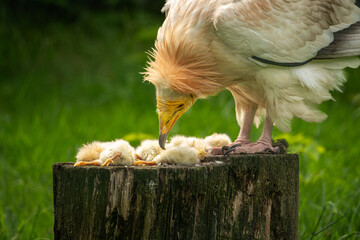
[145,0,360,154]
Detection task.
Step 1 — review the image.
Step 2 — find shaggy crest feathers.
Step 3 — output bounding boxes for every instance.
[144,33,223,96]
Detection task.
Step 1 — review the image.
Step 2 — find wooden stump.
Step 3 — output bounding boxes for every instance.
[53,154,299,240]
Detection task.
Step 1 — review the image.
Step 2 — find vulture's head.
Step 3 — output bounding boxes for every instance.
[155,85,196,149]
[144,34,221,149]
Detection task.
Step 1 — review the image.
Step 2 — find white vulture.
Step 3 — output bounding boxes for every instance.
[144,0,360,154]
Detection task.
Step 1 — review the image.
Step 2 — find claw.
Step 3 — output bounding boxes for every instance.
[223,144,242,156]
[224,148,235,156]
[274,147,281,154]
[224,143,242,156]
[221,146,229,155]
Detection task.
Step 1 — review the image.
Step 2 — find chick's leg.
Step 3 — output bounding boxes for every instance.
[224,115,280,155]
[101,153,122,166]
[133,154,157,166]
[74,160,102,167]
[133,160,157,166]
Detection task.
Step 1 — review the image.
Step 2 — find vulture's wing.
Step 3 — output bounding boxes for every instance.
[213,0,360,66]
[316,21,360,58]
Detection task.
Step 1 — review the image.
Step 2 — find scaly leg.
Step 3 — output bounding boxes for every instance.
[234,106,257,145]
[224,114,280,155]
[209,106,257,155]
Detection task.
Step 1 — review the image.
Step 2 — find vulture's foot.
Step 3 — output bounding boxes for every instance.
[207,139,252,155]
[74,160,102,167]
[223,139,281,155]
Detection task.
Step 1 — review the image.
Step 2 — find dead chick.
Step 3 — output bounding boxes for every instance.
[133,139,163,165]
[74,139,135,167]
[74,141,109,167]
[99,139,136,166]
[168,135,205,149]
[204,133,232,148]
[153,146,199,165]
[135,139,163,162]
[167,135,209,160]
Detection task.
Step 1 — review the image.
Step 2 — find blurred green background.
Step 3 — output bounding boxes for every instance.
[1,1,360,239]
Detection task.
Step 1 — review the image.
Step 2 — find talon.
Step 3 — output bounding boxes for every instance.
[224,148,235,156]
[274,147,281,154]
[223,144,242,156]
[221,146,229,154]
[230,143,242,149]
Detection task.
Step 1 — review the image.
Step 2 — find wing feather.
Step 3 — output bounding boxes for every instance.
[316,21,360,58]
[213,0,360,64]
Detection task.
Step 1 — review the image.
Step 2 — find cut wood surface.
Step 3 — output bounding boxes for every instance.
[53,154,299,240]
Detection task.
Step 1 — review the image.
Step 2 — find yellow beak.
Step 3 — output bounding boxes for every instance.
[157,95,196,149]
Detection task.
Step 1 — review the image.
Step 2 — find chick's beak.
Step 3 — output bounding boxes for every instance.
[157,95,195,149]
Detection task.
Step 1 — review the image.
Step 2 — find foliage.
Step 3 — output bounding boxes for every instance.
[0,7,360,240]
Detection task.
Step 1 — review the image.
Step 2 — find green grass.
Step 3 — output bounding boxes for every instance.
[1,9,360,240]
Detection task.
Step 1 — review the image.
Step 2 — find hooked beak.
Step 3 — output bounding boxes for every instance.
[157,95,196,149]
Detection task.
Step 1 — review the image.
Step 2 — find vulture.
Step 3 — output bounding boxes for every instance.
[144,0,360,154]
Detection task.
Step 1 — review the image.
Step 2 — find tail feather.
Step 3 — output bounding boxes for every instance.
[316,22,360,59]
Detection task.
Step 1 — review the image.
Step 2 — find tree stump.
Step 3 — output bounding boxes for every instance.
[53,154,299,240]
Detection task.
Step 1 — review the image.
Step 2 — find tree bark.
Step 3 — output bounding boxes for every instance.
[53,154,299,240]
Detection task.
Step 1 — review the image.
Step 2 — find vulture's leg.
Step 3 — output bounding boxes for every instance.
[234,106,257,145]
[224,114,280,155]
[208,106,256,155]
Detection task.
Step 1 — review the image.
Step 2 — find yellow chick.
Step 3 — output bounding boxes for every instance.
[74,139,135,167]
[204,133,232,148]
[168,135,206,149]
[153,146,199,165]
[99,139,136,166]
[74,141,108,167]
[135,139,163,162]
[168,135,209,160]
